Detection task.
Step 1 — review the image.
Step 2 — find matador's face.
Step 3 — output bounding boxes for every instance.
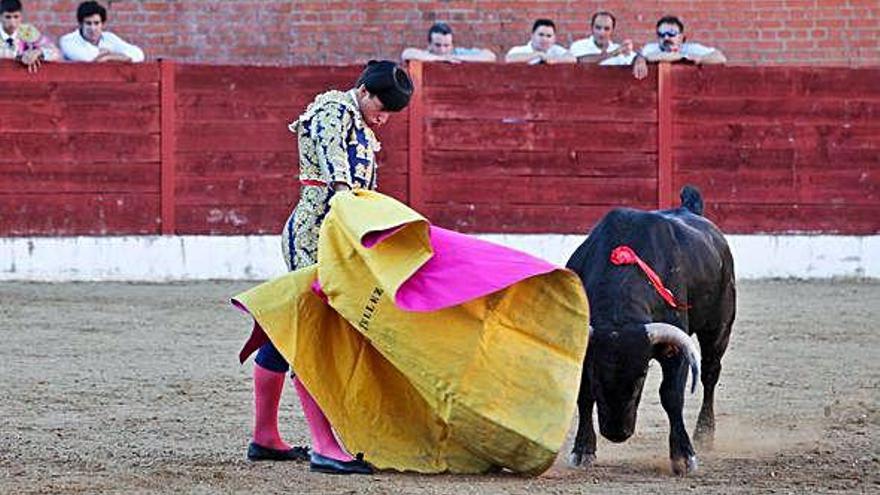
[357,89,391,128]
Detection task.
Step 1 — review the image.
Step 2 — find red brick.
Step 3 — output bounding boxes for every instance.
[13,0,880,66]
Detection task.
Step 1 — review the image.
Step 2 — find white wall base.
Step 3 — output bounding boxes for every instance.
[1,234,877,281]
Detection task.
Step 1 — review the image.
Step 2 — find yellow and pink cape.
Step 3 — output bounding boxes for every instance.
[234,190,589,475]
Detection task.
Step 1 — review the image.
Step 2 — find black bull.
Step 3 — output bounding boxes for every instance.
[566,186,735,475]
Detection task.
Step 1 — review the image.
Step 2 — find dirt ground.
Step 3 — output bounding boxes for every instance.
[1,280,878,494]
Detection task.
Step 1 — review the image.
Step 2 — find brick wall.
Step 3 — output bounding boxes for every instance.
[21,0,880,66]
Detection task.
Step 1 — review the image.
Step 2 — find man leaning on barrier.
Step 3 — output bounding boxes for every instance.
[570,11,636,67]
[632,15,727,79]
[505,18,575,65]
[401,22,496,64]
[60,1,145,63]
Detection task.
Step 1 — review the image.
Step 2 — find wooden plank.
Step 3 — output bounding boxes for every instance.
[0,82,159,105]
[176,172,407,207]
[0,193,160,235]
[424,62,655,89]
[672,66,880,99]
[0,133,160,163]
[674,170,798,203]
[423,203,650,234]
[423,85,656,122]
[176,123,293,152]
[423,150,657,177]
[176,94,315,122]
[0,102,159,133]
[674,147,879,173]
[798,170,879,204]
[674,123,880,150]
[675,169,878,205]
[175,64,360,92]
[0,59,160,83]
[425,120,656,152]
[175,174,298,206]
[376,149,408,175]
[160,59,177,235]
[657,62,674,209]
[177,120,409,152]
[703,203,880,235]
[673,97,880,124]
[0,162,159,193]
[423,176,656,206]
[175,203,292,235]
[377,115,410,150]
[177,151,299,174]
[377,172,408,201]
[407,60,424,211]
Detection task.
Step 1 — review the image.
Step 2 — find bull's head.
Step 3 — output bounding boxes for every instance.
[588,323,700,443]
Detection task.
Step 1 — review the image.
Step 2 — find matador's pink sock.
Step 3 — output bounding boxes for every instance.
[293,376,353,462]
[252,364,292,451]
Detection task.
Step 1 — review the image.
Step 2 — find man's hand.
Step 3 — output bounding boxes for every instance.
[632,56,648,80]
[619,39,634,55]
[95,50,133,63]
[20,48,43,74]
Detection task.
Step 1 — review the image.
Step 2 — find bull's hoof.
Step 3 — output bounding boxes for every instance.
[670,455,698,476]
[568,451,596,468]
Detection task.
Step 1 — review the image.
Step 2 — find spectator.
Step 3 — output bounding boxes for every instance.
[505,19,575,65]
[633,15,726,78]
[0,0,60,73]
[401,22,496,63]
[60,1,144,63]
[569,11,635,66]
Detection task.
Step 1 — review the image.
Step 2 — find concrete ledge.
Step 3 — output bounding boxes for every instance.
[1,234,877,281]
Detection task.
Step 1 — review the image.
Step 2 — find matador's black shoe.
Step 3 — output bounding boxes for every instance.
[247,442,310,461]
[309,452,375,475]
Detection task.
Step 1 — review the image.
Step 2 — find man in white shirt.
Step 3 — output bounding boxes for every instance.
[569,11,635,66]
[59,1,144,63]
[633,15,726,78]
[401,22,496,63]
[505,19,575,65]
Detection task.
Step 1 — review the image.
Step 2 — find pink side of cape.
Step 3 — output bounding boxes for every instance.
[372,225,557,312]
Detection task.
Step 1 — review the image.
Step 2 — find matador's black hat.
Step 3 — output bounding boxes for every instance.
[356,60,414,112]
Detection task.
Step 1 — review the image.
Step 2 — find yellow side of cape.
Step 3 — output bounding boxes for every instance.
[234,190,589,475]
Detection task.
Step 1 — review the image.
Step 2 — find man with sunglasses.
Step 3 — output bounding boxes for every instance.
[569,11,635,66]
[632,15,726,79]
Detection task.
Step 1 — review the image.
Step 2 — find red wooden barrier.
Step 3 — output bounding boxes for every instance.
[418,63,658,233]
[0,61,161,235]
[670,66,880,234]
[0,60,877,236]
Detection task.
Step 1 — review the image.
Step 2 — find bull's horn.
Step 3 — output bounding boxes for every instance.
[645,323,701,394]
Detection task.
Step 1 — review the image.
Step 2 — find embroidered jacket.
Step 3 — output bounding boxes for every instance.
[288,89,381,190]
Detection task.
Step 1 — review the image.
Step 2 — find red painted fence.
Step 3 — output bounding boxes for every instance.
[1,60,877,236]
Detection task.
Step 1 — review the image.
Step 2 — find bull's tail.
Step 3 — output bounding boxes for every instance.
[680,185,704,216]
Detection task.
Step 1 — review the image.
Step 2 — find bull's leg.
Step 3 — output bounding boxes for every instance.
[569,376,597,467]
[694,282,735,450]
[658,353,697,476]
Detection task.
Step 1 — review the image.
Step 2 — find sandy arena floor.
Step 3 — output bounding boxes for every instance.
[1,280,878,494]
